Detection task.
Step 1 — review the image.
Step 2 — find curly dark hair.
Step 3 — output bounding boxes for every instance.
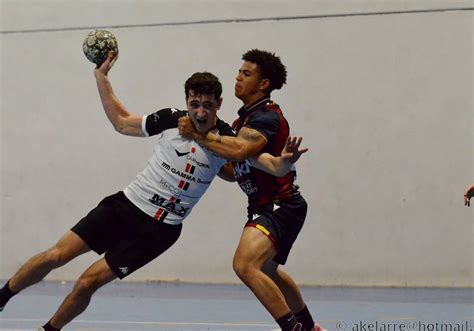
[242,49,287,93]
[184,72,222,101]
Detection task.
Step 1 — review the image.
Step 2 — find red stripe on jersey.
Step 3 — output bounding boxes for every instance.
[191,147,196,153]
[157,211,168,222]
[154,208,164,220]
[154,196,177,221]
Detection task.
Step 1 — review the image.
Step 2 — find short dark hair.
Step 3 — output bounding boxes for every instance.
[184,72,222,101]
[242,49,287,93]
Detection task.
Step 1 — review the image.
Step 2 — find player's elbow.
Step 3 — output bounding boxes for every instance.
[113,122,127,135]
[113,116,129,135]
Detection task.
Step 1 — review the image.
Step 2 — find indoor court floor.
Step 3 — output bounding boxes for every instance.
[0,281,472,331]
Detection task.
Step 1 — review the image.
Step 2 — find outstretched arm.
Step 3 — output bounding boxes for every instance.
[178,116,266,161]
[94,52,144,137]
[251,137,308,177]
[464,184,474,207]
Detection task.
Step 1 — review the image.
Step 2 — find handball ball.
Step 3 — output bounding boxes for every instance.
[83,30,118,65]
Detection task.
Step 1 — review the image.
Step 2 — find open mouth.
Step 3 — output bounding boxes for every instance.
[196,118,207,124]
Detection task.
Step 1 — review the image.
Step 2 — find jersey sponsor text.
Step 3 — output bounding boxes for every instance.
[149,193,189,217]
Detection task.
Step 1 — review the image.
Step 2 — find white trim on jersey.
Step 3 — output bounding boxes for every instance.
[141,115,149,137]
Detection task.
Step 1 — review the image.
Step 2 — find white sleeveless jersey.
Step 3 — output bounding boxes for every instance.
[124,108,235,225]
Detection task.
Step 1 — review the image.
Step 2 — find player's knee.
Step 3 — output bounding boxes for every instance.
[233,256,255,281]
[42,247,66,269]
[73,275,101,296]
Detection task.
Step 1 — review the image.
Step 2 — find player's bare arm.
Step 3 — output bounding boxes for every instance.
[94,52,145,137]
[178,116,266,161]
[251,136,308,177]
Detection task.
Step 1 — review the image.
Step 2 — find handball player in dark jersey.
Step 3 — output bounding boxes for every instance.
[0,52,304,331]
[179,49,324,331]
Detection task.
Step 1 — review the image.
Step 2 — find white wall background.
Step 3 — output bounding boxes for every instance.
[1,0,473,287]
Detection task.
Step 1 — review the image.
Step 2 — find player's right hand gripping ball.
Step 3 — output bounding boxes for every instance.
[83,30,118,65]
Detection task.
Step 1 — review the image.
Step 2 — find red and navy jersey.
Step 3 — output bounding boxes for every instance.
[231,97,297,210]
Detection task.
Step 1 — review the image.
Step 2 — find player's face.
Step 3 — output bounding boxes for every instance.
[235,61,268,106]
[186,91,222,133]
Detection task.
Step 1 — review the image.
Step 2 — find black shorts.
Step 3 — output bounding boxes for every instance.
[245,193,307,265]
[71,191,182,279]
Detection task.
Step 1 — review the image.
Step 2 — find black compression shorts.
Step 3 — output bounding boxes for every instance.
[71,191,182,279]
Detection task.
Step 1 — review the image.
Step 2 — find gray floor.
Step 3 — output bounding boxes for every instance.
[0,281,472,331]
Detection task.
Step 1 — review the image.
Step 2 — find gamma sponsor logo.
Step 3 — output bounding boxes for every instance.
[161,162,211,184]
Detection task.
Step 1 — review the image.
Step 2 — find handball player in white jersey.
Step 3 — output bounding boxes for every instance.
[0,52,306,331]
